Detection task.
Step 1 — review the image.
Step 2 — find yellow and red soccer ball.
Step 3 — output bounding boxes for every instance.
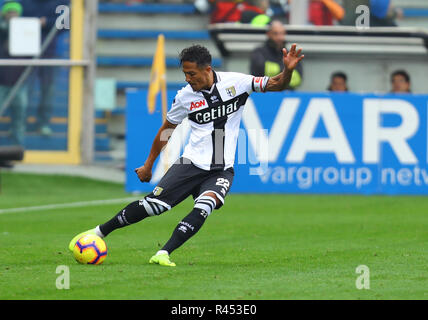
[73,234,107,265]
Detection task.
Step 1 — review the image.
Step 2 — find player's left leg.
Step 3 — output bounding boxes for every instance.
[149,193,219,267]
[159,193,219,253]
[150,168,234,266]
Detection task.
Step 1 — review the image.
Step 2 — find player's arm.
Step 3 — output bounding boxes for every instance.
[265,44,304,92]
[134,120,177,183]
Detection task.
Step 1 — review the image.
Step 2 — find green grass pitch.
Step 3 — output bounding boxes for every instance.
[0,172,426,300]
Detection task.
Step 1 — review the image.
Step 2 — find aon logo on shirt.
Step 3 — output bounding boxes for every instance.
[190,100,206,111]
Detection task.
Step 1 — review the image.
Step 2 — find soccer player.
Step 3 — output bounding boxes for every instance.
[69,44,304,266]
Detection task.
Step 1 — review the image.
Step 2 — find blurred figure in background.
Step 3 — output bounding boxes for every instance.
[250,20,303,90]
[0,1,28,146]
[308,0,344,26]
[369,0,403,27]
[22,0,70,136]
[327,71,348,92]
[390,70,411,93]
[240,0,270,26]
[209,0,270,24]
[210,0,246,23]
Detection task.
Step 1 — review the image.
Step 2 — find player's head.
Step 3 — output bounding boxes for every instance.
[328,71,348,92]
[180,45,213,91]
[267,20,286,50]
[391,70,411,93]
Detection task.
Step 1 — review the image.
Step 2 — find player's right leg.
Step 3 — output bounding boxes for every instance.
[68,198,167,252]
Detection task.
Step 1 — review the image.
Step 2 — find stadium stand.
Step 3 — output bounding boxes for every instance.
[0,0,427,163]
[392,0,428,28]
[0,1,222,162]
[0,30,110,154]
[88,0,428,162]
[95,1,222,163]
[210,23,428,93]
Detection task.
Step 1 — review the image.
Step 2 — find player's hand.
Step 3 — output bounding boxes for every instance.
[283,44,304,71]
[134,165,152,183]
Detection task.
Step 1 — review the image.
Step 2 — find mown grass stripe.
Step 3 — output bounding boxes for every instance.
[0,197,137,215]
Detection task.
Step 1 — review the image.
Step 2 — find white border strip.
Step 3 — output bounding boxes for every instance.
[0,59,91,67]
[0,197,137,215]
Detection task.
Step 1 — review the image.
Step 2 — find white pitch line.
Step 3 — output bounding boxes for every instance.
[0,197,138,215]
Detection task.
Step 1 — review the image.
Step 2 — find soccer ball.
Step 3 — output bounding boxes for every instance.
[73,234,107,265]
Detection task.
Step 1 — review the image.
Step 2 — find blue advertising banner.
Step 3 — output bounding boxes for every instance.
[126,89,428,195]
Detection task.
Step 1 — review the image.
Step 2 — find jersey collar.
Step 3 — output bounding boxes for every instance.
[200,70,219,94]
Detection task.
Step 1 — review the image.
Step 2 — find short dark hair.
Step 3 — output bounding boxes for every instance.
[179,45,212,68]
[391,70,410,83]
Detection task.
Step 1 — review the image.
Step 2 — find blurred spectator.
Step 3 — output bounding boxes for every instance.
[0,1,28,146]
[210,0,270,24]
[369,0,402,27]
[250,20,303,90]
[240,0,270,26]
[390,70,411,93]
[210,1,246,23]
[327,71,348,92]
[22,0,70,136]
[308,0,344,26]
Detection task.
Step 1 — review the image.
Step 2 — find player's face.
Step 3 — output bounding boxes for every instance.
[182,61,212,91]
[267,22,286,50]
[391,75,410,93]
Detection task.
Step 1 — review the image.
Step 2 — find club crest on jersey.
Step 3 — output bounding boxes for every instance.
[226,86,236,97]
[190,99,206,111]
[153,186,163,196]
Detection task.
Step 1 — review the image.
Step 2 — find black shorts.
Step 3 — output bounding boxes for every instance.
[144,157,234,211]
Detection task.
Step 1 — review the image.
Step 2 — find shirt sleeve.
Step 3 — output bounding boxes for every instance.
[166,96,187,125]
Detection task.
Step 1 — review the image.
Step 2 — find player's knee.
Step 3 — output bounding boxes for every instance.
[204,192,221,206]
[140,198,168,216]
[194,194,218,217]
